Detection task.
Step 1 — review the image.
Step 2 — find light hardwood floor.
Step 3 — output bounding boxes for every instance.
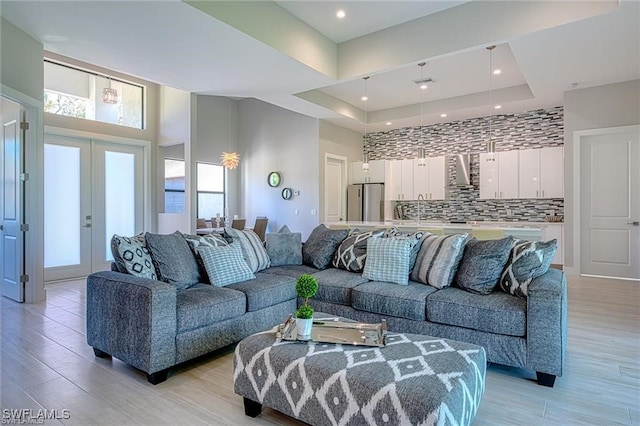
[1,275,638,425]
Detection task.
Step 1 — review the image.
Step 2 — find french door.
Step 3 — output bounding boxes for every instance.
[44,134,144,282]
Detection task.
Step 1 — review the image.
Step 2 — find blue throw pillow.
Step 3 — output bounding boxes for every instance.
[362,237,414,285]
[199,242,255,287]
[265,226,302,266]
[145,231,201,289]
[455,236,515,295]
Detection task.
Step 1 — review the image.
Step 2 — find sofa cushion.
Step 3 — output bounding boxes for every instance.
[110,234,158,280]
[427,287,527,337]
[259,265,320,278]
[455,236,515,295]
[227,273,296,312]
[145,232,201,289]
[302,224,349,270]
[499,239,558,298]
[199,243,255,287]
[363,237,418,285]
[312,268,370,305]
[176,284,246,333]
[410,233,468,289]
[352,281,437,321]
[225,227,271,272]
[332,229,384,272]
[265,227,302,266]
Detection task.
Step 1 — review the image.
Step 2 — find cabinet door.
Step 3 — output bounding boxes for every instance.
[479,153,499,199]
[518,149,541,198]
[400,159,414,200]
[540,146,563,198]
[427,156,446,200]
[412,158,428,199]
[498,150,519,199]
[368,159,386,183]
[350,161,366,184]
[389,160,403,200]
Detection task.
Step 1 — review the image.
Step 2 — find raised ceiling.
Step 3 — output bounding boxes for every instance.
[1,1,638,134]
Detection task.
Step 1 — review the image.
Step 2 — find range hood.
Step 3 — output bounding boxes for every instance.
[452,154,471,186]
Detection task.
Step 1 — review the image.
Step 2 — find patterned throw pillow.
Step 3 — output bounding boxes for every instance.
[199,242,255,287]
[145,232,202,290]
[265,226,302,266]
[332,229,384,272]
[455,236,515,295]
[224,227,270,272]
[182,233,229,281]
[410,233,468,289]
[302,224,349,270]
[110,234,157,280]
[362,237,415,285]
[499,239,558,298]
[382,227,425,269]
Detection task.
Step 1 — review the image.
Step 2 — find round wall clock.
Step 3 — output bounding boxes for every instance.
[281,187,293,200]
[268,171,281,187]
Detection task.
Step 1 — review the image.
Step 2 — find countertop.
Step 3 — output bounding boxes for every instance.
[324,220,562,231]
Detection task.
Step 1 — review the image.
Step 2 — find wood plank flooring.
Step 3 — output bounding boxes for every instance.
[1,275,638,425]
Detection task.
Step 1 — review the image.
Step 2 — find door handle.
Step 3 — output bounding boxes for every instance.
[84,224,92,228]
[628,221,639,226]
[0,224,3,231]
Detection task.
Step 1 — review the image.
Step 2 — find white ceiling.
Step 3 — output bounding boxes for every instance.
[1,0,638,134]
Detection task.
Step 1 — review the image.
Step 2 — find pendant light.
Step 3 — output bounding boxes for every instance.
[220,98,240,169]
[486,45,496,162]
[102,76,118,104]
[362,76,370,172]
[417,62,427,167]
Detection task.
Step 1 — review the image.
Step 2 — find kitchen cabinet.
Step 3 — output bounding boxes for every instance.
[413,157,446,200]
[350,160,386,184]
[479,151,519,199]
[542,223,563,265]
[388,159,413,200]
[519,147,564,198]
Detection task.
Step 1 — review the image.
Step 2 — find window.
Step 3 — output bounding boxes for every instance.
[164,159,185,213]
[44,59,144,129]
[197,162,225,219]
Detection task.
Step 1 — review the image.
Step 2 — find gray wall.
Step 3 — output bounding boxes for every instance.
[563,79,640,271]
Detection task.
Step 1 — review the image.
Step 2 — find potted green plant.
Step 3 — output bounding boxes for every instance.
[295,274,318,339]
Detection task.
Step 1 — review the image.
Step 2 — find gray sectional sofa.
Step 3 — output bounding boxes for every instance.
[86,227,567,387]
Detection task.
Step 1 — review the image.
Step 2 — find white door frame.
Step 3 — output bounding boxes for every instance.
[570,124,640,277]
[324,153,348,223]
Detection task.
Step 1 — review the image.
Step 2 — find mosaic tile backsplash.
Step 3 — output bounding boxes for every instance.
[364,106,565,223]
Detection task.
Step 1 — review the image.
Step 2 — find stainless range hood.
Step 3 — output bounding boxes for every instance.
[453,154,471,186]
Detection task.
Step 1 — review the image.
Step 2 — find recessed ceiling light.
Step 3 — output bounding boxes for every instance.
[336,9,346,19]
[494,105,502,109]
[420,83,428,90]
[361,95,368,101]
[493,69,502,75]
[440,113,447,118]
[386,121,392,126]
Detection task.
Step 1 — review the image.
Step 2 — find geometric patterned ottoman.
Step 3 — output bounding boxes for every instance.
[233,314,486,426]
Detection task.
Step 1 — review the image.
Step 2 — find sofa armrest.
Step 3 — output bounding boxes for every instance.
[86,271,177,375]
[526,268,567,377]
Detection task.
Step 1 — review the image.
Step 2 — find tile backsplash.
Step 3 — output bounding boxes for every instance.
[364,106,565,223]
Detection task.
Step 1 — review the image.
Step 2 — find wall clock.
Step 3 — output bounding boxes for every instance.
[281,187,293,200]
[268,171,281,187]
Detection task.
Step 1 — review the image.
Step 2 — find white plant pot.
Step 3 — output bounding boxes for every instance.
[296,317,313,339]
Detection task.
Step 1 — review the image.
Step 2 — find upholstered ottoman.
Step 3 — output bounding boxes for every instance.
[233,314,486,425]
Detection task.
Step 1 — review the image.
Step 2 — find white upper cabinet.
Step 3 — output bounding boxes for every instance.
[479,151,518,199]
[413,157,446,200]
[388,159,413,200]
[350,161,366,184]
[350,159,386,184]
[518,147,563,198]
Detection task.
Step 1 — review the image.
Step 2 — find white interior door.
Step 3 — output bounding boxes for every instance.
[581,128,639,279]
[324,154,346,222]
[0,97,25,302]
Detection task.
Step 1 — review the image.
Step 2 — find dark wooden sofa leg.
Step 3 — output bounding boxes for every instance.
[536,372,556,387]
[243,397,262,417]
[93,348,110,358]
[147,369,169,385]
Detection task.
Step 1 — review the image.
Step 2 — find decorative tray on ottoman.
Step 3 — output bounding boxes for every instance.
[276,314,387,347]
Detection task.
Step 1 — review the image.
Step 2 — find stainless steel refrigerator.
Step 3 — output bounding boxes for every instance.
[347,183,385,222]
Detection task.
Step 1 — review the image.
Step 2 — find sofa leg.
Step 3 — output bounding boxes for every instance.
[536,372,556,387]
[93,348,110,358]
[147,369,169,385]
[243,397,262,417]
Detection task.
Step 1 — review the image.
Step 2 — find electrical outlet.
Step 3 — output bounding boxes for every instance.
[311,209,317,216]
[294,209,299,216]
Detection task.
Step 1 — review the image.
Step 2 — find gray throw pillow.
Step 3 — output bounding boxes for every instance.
[265,226,302,266]
[382,227,425,270]
[332,229,384,273]
[182,232,229,283]
[410,233,468,289]
[224,227,271,272]
[362,237,415,285]
[145,231,201,290]
[499,239,558,298]
[455,236,515,295]
[302,224,348,270]
[199,242,255,287]
[110,234,157,280]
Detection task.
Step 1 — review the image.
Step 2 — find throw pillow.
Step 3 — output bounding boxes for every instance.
[410,233,469,289]
[145,232,202,290]
[332,229,384,272]
[455,236,515,295]
[265,226,302,267]
[182,232,229,282]
[302,224,349,270]
[110,234,157,280]
[224,227,270,272]
[199,242,255,287]
[362,237,414,285]
[382,227,425,269]
[499,239,558,298]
